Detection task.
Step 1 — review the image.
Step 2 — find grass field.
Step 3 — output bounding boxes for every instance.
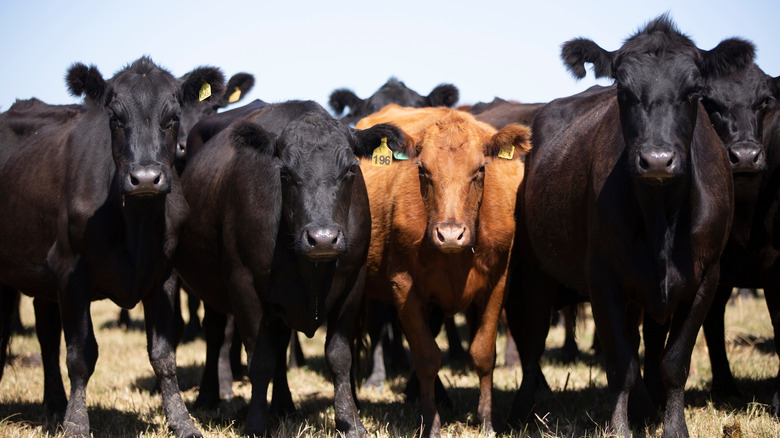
[1,290,779,437]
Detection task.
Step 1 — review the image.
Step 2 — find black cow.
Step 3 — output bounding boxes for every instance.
[174,100,405,436]
[699,64,780,405]
[329,77,459,126]
[0,56,225,438]
[504,16,754,437]
[467,97,546,129]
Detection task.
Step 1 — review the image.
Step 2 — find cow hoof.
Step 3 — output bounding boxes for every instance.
[63,420,90,438]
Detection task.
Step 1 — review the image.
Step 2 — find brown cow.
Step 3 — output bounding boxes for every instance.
[357,104,531,438]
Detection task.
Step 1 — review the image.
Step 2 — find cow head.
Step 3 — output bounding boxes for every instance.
[561,14,755,185]
[66,57,225,200]
[176,72,254,166]
[702,62,777,175]
[233,104,405,262]
[329,78,459,126]
[398,110,531,253]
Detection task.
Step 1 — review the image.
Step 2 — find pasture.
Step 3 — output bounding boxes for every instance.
[1,291,778,437]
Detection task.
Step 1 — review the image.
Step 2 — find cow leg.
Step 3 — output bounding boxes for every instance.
[658,270,719,438]
[703,284,740,397]
[217,314,236,401]
[230,327,243,380]
[560,305,579,364]
[324,267,367,437]
[468,276,506,434]
[55,264,97,438]
[193,304,226,408]
[269,321,295,416]
[288,331,306,369]
[182,290,202,343]
[33,298,68,423]
[396,289,442,438]
[588,268,637,438]
[364,300,391,389]
[443,316,467,370]
[505,266,556,428]
[142,274,201,438]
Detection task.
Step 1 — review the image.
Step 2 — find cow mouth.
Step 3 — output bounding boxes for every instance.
[302,251,341,262]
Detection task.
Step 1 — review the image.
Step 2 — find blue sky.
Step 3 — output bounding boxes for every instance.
[1,1,778,112]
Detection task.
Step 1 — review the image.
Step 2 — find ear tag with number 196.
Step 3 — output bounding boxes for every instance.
[372,137,392,167]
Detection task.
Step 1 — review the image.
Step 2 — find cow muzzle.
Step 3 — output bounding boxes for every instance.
[124,165,171,197]
[728,141,765,174]
[299,224,347,262]
[431,222,472,253]
[635,145,680,182]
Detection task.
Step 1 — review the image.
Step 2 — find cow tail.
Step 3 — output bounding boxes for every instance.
[0,286,20,381]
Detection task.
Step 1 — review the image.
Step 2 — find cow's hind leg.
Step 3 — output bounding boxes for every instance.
[703,284,740,398]
[33,298,68,423]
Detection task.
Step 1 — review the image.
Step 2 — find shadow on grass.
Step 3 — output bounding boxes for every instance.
[0,400,154,438]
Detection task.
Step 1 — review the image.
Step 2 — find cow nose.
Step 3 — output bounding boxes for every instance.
[728,141,765,174]
[637,147,679,180]
[301,225,346,261]
[127,166,169,196]
[433,222,470,253]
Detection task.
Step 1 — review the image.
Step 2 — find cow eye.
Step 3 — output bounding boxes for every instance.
[471,166,486,182]
[616,87,636,104]
[109,116,123,129]
[758,96,776,112]
[164,116,179,130]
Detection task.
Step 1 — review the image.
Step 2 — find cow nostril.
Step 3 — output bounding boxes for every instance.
[457,228,465,241]
[666,157,674,168]
[130,175,139,186]
[307,233,317,247]
[154,175,161,185]
[728,150,739,164]
[639,157,649,170]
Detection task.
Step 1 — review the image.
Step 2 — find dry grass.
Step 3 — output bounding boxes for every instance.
[1,290,778,437]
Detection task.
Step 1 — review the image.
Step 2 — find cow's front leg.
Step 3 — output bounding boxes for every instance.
[142,274,201,438]
[468,272,506,434]
[57,267,96,438]
[325,267,367,437]
[33,297,68,424]
[395,279,441,438]
[660,268,719,438]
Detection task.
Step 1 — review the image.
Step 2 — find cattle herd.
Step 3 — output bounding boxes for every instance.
[1,13,780,438]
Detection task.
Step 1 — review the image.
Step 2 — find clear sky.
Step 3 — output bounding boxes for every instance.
[1,0,778,113]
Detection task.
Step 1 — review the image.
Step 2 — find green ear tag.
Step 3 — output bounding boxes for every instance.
[228,87,242,103]
[393,150,409,160]
[371,137,392,167]
[498,143,515,160]
[198,83,212,102]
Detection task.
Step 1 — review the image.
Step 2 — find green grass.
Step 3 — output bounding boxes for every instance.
[1,291,778,437]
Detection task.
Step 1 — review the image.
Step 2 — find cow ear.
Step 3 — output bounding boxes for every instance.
[215,73,255,109]
[486,123,532,160]
[329,88,363,116]
[427,84,459,108]
[561,38,615,80]
[66,63,107,104]
[180,67,226,107]
[701,38,755,78]
[230,120,275,156]
[773,75,780,98]
[352,122,408,159]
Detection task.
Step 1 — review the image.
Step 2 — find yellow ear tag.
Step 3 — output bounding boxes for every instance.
[371,137,392,167]
[498,143,515,160]
[198,83,212,102]
[228,87,242,104]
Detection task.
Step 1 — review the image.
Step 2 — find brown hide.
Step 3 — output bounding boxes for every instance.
[356,104,530,436]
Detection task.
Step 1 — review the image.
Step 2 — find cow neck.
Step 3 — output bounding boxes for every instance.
[730,175,763,248]
[630,175,691,323]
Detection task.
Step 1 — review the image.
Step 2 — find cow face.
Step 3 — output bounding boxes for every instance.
[702,63,776,175]
[176,72,254,166]
[329,78,459,126]
[66,57,225,200]
[561,15,754,185]
[276,112,405,262]
[409,114,530,253]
